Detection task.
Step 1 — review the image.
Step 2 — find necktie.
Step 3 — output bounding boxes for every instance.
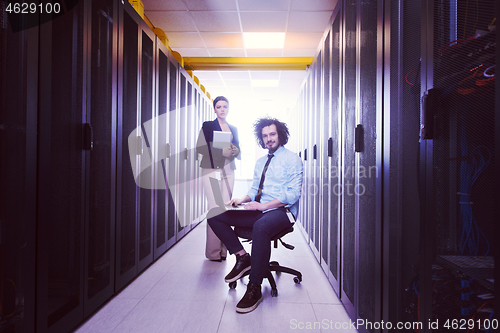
[255,154,274,203]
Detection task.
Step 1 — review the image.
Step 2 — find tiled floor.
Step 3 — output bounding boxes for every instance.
[74,220,357,333]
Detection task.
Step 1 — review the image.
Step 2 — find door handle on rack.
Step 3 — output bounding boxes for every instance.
[83,123,93,151]
[355,124,364,153]
[420,88,440,140]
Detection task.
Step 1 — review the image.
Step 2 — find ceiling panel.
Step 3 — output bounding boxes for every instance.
[200,32,244,48]
[190,11,241,32]
[143,0,187,11]
[219,71,251,80]
[284,32,325,48]
[287,11,333,32]
[279,71,308,80]
[239,12,288,32]
[291,0,338,11]
[166,32,204,48]
[245,49,284,57]
[208,48,246,57]
[144,11,196,31]
[192,71,221,80]
[250,71,281,80]
[184,0,238,11]
[237,0,291,11]
[224,80,252,88]
[283,48,319,56]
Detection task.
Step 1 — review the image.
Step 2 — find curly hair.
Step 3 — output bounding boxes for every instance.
[253,117,289,149]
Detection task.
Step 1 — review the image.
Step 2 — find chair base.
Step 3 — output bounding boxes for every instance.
[227,261,302,297]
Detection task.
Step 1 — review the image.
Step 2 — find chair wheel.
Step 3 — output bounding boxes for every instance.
[271,288,278,297]
[293,276,302,284]
[229,281,237,289]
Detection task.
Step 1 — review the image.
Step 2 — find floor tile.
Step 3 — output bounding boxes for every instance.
[74,219,357,333]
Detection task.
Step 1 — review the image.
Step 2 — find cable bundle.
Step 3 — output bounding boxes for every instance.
[458,132,491,255]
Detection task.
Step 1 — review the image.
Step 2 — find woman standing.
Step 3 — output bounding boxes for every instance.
[196,96,240,261]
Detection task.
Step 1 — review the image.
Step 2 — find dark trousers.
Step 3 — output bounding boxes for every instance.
[207,207,292,284]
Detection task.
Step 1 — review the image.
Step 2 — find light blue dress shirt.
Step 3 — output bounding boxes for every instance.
[247,146,303,218]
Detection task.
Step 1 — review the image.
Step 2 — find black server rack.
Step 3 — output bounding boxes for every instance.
[84,0,117,318]
[0,3,38,332]
[137,24,155,273]
[294,1,496,333]
[417,1,496,331]
[329,8,342,296]
[36,0,87,331]
[1,0,212,332]
[116,1,141,291]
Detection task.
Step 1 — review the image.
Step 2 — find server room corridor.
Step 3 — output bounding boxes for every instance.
[2,0,498,332]
[73,220,356,333]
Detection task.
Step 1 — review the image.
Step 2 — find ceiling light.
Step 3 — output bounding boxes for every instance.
[251,79,279,87]
[243,32,285,49]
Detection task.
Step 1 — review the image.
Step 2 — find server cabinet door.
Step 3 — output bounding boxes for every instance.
[355,0,381,327]
[340,0,357,316]
[384,0,422,327]
[192,89,200,223]
[321,32,331,274]
[186,80,195,229]
[418,1,496,329]
[312,55,321,259]
[153,40,171,258]
[328,8,342,295]
[137,23,155,273]
[0,8,38,332]
[167,58,179,245]
[36,1,86,331]
[304,73,313,241]
[176,71,188,239]
[116,1,141,291]
[84,0,117,317]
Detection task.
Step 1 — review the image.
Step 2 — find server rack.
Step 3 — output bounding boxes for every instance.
[417,1,496,331]
[0,0,212,331]
[0,4,38,332]
[294,1,496,332]
[116,0,142,291]
[36,0,87,331]
[84,0,117,318]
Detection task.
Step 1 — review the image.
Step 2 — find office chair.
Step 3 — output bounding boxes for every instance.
[228,220,302,297]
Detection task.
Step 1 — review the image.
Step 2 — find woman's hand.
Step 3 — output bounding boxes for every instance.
[230,143,239,157]
[222,147,232,158]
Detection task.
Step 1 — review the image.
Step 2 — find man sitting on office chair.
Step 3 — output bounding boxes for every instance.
[208,117,303,313]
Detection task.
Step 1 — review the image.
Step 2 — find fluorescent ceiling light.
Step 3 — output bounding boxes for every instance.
[243,32,285,49]
[251,79,279,87]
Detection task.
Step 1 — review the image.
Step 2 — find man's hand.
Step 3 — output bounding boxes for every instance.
[243,201,266,211]
[226,197,247,206]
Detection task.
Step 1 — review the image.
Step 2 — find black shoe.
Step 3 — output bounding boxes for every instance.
[224,253,251,283]
[236,282,263,313]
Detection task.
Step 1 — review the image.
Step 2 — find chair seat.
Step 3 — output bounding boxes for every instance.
[234,225,294,241]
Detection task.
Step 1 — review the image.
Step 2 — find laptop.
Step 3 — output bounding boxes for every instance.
[209,177,255,211]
